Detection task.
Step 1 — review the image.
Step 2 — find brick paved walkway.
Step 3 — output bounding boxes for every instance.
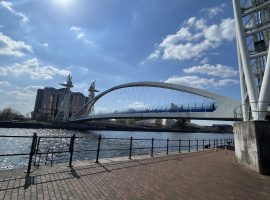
[0,150,270,200]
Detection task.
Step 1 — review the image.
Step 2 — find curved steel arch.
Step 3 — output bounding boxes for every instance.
[71,82,240,121]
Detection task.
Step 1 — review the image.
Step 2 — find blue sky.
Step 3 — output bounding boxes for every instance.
[0,0,240,115]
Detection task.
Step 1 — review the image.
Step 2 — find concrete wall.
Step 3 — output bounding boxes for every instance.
[234,121,270,175]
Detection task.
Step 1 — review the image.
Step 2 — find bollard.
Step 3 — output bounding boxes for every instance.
[151,138,154,157]
[129,137,133,159]
[179,139,181,153]
[68,134,76,167]
[196,140,198,151]
[188,140,190,152]
[26,133,38,174]
[166,138,169,155]
[96,135,101,163]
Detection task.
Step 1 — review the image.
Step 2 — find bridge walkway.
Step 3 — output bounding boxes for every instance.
[0,150,269,200]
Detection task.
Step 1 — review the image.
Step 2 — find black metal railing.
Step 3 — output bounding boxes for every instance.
[0,133,234,174]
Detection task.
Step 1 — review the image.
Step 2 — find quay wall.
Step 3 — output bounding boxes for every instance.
[234,121,270,175]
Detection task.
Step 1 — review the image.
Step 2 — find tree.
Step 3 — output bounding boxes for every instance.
[0,107,25,121]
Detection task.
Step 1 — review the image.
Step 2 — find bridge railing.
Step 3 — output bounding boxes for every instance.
[0,133,234,174]
[91,102,217,116]
[234,101,270,121]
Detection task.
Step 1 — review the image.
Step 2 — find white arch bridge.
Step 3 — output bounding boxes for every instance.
[70,82,241,122]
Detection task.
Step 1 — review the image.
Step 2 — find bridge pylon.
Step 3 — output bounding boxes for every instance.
[233,0,270,175]
[54,74,73,122]
[233,0,270,120]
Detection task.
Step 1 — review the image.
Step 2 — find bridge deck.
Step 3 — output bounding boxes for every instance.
[0,150,270,200]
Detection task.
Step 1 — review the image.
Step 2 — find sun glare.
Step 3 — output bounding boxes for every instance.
[54,0,73,7]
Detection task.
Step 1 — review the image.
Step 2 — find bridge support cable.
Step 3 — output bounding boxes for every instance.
[70,82,240,121]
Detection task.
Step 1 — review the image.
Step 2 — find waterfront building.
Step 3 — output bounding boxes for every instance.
[32,87,88,122]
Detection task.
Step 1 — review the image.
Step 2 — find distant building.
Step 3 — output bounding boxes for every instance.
[165,119,190,128]
[32,87,88,122]
[155,119,163,128]
[212,124,233,133]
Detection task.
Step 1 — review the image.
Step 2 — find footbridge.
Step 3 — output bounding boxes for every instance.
[70,82,241,122]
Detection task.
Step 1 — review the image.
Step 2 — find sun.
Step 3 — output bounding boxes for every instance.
[54,0,73,7]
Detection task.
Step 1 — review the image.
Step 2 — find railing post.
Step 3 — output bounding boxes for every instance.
[129,137,133,159]
[96,135,101,163]
[188,140,190,152]
[179,139,181,153]
[34,137,41,167]
[196,139,198,151]
[166,138,169,155]
[26,133,38,174]
[151,138,154,157]
[68,134,76,167]
[203,139,205,151]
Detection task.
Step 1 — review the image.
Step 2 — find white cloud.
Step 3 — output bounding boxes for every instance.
[185,17,197,27]
[70,26,94,45]
[128,101,147,109]
[215,79,239,87]
[147,50,160,60]
[0,32,33,57]
[161,38,218,61]
[0,1,28,24]
[165,75,238,89]
[0,67,8,76]
[200,3,226,18]
[79,66,89,74]
[0,81,10,86]
[147,14,235,61]
[0,58,70,80]
[73,82,89,94]
[7,90,34,99]
[165,75,214,89]
[203,18,235,42]
[24,85,44,92]
[200,57,209,64]
[183,64,238,78]
[70,26,85,39]
[70,26,81,32]
[132,10,140,24]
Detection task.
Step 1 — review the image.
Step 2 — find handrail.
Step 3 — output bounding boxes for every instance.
[0,133,234,173]
[234,101,270,121]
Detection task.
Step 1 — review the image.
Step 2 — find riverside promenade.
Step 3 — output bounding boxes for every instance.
[0,150,270,200]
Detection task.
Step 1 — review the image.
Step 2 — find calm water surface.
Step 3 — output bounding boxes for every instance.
[0,128,233,170]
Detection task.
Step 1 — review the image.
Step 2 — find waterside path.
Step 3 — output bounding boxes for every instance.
[0,150,269,200]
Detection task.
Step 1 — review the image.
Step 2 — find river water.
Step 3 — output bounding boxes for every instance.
[0,128,233,170]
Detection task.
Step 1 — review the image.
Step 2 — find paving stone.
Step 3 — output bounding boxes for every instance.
[0,150,270,199]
